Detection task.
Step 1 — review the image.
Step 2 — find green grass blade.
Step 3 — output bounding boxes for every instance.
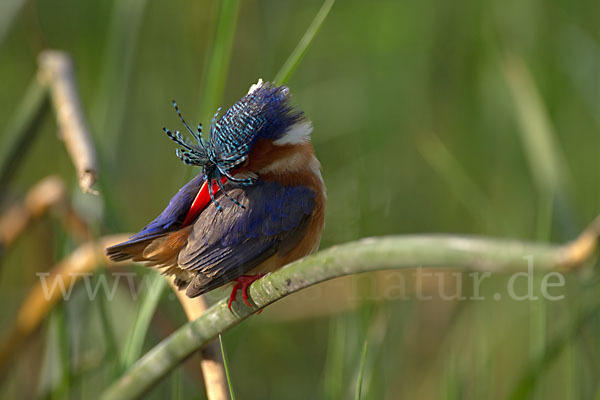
[89,0,148,231]
[501,51,578,239]
[170,365,182,400]
[54,305,71,399]
[509,297,600,400]
[219,334,236,400]
[186,0,240,183]
[501,52,569,196]
[274,0,336,85]
[118,272,167,373]
[323,316,345,399]
[198,0,241,128]
[38,305,70,399]
[0,77,48,197]
[0,0,26,45]
[417,132,508,233]
[94,268,120,377]
[355,340,368,400]
[91,0,148,162]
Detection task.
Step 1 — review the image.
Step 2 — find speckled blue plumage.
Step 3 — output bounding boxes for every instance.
[210,83,303,161]
[163,82,304,209]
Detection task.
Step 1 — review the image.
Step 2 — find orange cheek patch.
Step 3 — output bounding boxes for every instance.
[246,139,313,173]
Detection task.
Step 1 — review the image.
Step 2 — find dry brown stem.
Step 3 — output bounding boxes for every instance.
[0,175,89,253]
[0,234,129,375]
[37,50,98,194]
[169,283,231,400]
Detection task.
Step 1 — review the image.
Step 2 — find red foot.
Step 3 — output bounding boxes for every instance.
[228,274,266,311]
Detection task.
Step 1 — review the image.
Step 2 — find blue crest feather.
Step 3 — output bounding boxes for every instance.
[164,82,304,211]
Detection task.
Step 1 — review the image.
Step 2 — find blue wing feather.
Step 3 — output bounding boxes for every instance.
[109,174,204,252]
[180,180,316,295]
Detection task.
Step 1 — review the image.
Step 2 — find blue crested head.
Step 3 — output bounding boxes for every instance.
[163,80,305,209]
[211,82,303,152]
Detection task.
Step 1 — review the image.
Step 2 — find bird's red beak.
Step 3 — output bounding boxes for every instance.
[181,176,228,227]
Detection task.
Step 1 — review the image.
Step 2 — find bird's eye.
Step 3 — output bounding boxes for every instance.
[229,157,250,176]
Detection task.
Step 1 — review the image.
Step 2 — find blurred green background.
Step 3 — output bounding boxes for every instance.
[1,0,599,399]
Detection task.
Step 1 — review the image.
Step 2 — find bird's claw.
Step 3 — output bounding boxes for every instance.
[228,274,266,311]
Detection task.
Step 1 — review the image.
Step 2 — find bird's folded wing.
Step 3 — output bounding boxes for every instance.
[106,174,205,261]
[179,180,316,296]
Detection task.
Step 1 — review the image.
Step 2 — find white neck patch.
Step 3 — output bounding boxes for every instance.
[273,120,313,146]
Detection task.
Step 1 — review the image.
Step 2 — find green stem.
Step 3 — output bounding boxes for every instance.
[101,233,584,400]
[118,272,167,373]
[509,297,600,400]
[355,340,368,400]
[91,0,148,161]
[198,0,241,128]
[219,334,236,400]
[0,77,49,198]
[274,0,336,85]
[95,268,119,377]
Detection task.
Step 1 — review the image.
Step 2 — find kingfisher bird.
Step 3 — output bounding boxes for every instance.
[106,80,326,310]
